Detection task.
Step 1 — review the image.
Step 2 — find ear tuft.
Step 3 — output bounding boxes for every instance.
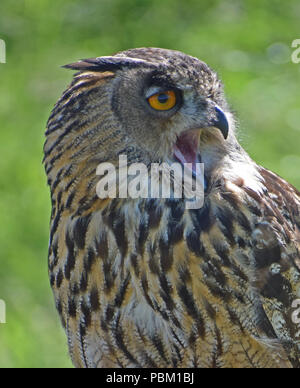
[62,56,155,72]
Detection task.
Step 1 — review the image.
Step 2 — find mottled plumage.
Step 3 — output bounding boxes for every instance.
[44,48,300,368]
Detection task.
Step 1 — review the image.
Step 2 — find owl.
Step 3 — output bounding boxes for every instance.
[44,48,300,368]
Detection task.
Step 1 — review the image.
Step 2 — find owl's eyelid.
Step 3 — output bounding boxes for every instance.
[145,86,173,99]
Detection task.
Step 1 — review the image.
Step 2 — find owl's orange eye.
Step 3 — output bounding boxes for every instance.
[148,90,177,111]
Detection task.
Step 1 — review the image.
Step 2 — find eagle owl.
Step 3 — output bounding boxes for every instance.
[44,48,300,368]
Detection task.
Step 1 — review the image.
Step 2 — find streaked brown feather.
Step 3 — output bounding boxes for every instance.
[44,48,300,368]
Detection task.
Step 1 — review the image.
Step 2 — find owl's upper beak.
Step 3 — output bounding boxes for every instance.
[211,106,229,140]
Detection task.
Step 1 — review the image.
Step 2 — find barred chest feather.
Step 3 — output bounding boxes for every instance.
[49,166,300,368]
[44,47,300,369]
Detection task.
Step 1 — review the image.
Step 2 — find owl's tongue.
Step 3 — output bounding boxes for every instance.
[173,130,200,174]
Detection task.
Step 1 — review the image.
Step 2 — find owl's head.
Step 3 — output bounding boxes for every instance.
[44,48,237,198]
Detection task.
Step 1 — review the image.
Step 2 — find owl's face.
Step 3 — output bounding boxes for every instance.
[110,50,230,166]
[45,48,232,187]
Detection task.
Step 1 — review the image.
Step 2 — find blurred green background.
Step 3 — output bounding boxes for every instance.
[0,0,299,368]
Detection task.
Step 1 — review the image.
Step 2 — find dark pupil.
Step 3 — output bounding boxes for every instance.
[157,93,169,104]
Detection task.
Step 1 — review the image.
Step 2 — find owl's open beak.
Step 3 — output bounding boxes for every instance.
[174,129,201,176]
[173,106,229,175]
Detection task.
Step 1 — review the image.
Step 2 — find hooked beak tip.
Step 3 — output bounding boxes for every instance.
[212,106,229,139]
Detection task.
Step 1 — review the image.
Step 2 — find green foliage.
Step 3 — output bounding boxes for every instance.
[0,0,299,368]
